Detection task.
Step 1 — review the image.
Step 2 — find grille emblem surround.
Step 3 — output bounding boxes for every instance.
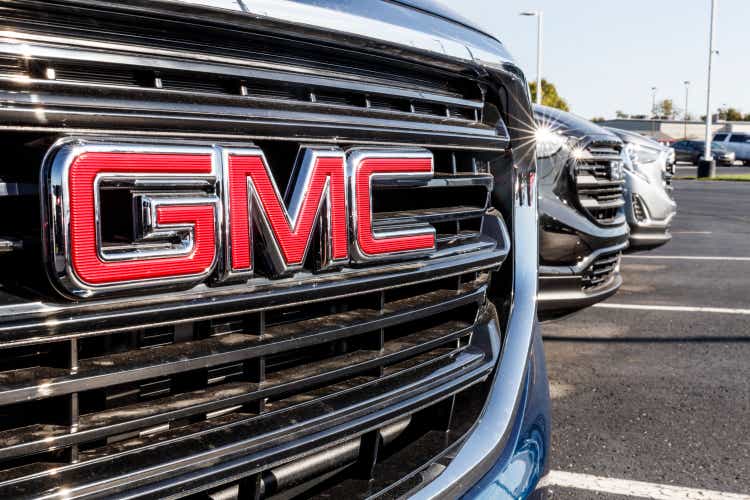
[42,139,436,299]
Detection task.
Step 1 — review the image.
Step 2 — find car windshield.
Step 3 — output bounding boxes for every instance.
[713,133,728,141]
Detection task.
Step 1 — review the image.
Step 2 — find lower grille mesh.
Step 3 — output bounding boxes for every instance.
[0,272,492,496]
[581,252,621,291]
[632,193,647,222]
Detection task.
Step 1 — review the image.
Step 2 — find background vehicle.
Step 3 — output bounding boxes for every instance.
[608,128,678,250]
[0,1,547,498]
[534,105,630,319]
[712,132,750,164]
[672,140,736,165]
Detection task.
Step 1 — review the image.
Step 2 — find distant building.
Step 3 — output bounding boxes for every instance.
[598,119,750,142]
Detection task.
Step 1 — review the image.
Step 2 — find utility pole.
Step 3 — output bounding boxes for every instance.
[521,11,543,105]
[699,0,718,178]
[684,81,691,139]
[651,87,657,137]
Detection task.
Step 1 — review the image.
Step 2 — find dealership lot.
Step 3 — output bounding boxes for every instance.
[542,179,750,499]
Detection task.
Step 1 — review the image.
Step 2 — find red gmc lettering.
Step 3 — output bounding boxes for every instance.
[348,150,436,260]
[46,142,435,298]
[223,147,348,278]
[66,151,218,286]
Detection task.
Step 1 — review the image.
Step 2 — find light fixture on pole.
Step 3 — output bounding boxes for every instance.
[683,80,691,139]
[520,10,543,105]
[699,0,718,178]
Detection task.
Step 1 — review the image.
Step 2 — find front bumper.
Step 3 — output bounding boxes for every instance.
[538,193,628,318]
[717,152,736,164]
[538,240,625,320]
[624,170,677,250]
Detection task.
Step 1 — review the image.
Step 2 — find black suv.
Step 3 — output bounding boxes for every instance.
[534,105,630,319]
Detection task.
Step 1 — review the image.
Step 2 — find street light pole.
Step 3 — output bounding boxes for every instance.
[521,11,543,105]
[684,80,691,139]
[651,86,657,137]
[699,0,718,178]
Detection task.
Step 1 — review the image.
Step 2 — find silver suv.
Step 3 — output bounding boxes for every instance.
[713,132,750,164]
[608,128,678,250]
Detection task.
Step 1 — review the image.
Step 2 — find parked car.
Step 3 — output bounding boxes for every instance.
[0,1,548,498]
[534,105,630,319]
[712,132,750,164]
[672,140,736,165]
[608,128,678,250]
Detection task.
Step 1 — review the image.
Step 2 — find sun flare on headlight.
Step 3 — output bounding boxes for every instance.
[532,116,568,158]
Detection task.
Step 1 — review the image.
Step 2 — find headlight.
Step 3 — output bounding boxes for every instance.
[535,126,568,158]
[622,146,651,183]
[625,142,662,165]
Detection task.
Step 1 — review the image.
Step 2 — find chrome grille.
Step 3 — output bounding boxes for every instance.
[575,142,626,225]
[0,3,511,497]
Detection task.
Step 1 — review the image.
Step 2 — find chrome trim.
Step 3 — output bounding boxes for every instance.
[412,145,539,500]
[41,139,221,299]
[83,0,510,65]
[0,35,482,108]
[346,148,436,263]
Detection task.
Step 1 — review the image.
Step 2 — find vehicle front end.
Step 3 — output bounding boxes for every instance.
[0,1,548,498]
[534,105,629,320]
[611,128,678,251]
[714,146,737,165]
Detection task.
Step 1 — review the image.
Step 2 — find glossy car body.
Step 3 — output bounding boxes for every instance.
[712,132,750,164]
[608,128,678,250]
[672,140,736,165]
[0,1,548,498]
[534,105,629,320]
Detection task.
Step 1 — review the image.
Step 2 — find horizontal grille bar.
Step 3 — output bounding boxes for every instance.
[0,284,484,407]
[0,345,494,496]
[575,141,625,225]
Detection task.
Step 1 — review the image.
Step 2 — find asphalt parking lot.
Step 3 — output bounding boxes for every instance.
[541,179,750,499]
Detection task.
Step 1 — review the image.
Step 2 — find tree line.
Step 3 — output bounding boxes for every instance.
[614,101,750,122]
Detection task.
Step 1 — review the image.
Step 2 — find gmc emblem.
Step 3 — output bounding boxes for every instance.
[42,140,436,299]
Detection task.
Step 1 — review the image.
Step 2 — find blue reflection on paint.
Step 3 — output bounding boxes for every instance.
[464,328,550,499]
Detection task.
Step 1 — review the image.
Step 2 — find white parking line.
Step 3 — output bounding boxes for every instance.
[543,470,750,499]
[593,303,750,315]
[624,255,750,261]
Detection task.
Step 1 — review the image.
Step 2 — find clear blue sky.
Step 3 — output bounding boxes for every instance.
[439,0,749,120]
